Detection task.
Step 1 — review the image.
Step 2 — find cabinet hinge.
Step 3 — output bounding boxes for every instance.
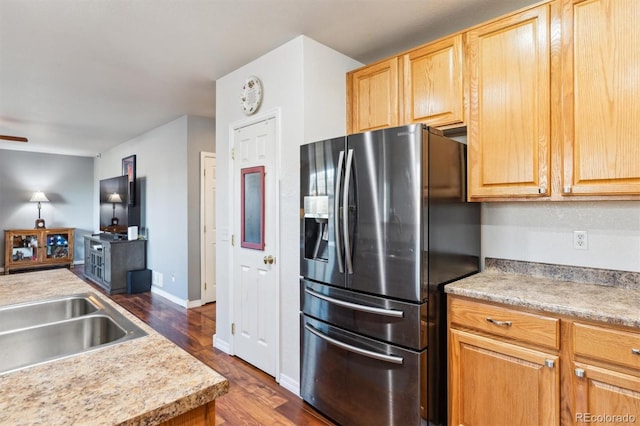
[231,235,235,246]
[231,323,235,335]
[203,225,206,233]
[231,148,235,160]
[204,281,207,290]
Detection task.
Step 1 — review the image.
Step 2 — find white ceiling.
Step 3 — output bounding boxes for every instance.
[0,0,535,157]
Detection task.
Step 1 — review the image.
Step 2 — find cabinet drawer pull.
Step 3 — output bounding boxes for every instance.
[632,348,640,356]
[486,317,512,327]
[575,368,585,378]
[545,359,555,368]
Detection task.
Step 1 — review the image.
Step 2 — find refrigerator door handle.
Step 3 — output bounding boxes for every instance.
[305,323,404,365]
[334,150,345,273]
[343,148,354,274]
[305,288,404,318]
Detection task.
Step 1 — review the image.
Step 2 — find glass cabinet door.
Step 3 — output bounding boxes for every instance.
[45,232,70,260]
[10,233,39,263]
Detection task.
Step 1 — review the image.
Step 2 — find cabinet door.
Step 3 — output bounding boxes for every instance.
[43,230,73,264]
[561,0,640,196]
[449,328,560,426]
[403,34,464,127]
[467,4,551,199]
[347,57,399,134]
[573,363,640,424]
[4,232,39,271]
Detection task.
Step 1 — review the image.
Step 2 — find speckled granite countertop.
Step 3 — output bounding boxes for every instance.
[0,269,229,426]
[445,258,640,329]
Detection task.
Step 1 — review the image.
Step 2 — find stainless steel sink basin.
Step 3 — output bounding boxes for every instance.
[0,295,99,332]
[0,293,147,375]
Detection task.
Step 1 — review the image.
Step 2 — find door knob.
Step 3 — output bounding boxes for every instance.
[263,255,275,265]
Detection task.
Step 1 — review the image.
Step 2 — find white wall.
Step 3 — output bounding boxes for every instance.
[482,201,640,272]
[97,115,215,304]
[215,35,361,392]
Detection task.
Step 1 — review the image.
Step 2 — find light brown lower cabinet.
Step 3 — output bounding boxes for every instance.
[159,401,215,426]
[448,296,560,426]
[573,363,640,425]
[572,322,640,425]
[449,328,559,425]
[448,296,640,426]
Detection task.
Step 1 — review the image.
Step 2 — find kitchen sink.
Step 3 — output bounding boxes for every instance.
[0,294,99,333]
[0,293,147,375]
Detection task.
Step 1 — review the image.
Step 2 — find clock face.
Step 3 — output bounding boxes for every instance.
[240,76,263,115]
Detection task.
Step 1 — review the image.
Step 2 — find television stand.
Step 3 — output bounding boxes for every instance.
[83,234,146,294]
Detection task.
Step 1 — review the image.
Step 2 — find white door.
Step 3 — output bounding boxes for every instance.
[232,117,278,376]
[201,152,216,304]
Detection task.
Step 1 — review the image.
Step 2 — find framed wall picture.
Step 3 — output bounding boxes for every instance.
[122,154,136,206]
[240,166,265,250]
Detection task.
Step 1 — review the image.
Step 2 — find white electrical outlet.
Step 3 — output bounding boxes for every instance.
[157,272,164,287]
[573,230,588,250]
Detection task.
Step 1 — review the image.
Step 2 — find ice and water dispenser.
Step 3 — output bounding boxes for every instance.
[303,195,329,261]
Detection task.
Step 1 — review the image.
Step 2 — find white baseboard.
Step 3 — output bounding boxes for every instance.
[187,299,202,308]
[151,285,188,308]
[213,334,231,354]
[278,373,300,398]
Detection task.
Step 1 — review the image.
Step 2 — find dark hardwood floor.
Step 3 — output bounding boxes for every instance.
[71,266,333,426]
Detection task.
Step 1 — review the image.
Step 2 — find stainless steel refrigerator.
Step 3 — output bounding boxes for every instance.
[300,124,480,425]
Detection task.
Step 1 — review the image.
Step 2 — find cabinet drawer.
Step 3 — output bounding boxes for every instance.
[573,322,640,371]
[449,297,559,349]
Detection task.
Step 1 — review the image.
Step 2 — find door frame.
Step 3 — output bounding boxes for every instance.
[227,108,281,380]
[200,151,216,304]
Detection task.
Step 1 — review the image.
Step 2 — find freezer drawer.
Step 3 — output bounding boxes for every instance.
[301,315,427,426]
[301,279,428,350]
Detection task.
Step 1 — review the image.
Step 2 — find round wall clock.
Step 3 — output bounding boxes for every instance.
[240,76,263,115]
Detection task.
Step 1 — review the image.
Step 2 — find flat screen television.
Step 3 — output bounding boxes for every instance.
[99,176,139,234]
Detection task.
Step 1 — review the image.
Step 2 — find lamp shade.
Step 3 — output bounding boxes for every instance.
[30,191,49,202]
[108,192,123,203]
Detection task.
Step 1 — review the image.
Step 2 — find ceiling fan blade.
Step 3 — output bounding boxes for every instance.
[0,135,28,142]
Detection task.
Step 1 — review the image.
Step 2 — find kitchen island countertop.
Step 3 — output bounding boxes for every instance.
[445,258,640,329]
[0,269,228,425]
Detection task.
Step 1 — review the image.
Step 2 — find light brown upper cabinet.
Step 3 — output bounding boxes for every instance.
[402,34,465,128]
[467,3,552,199]
[347,57,399,134]
[560,0,640,196]
[347,34,465,134]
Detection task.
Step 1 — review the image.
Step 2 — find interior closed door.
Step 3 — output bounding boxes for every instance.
[232,117,278,377]
[201,152,216,304]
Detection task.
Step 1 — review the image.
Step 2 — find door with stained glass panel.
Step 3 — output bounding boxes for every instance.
[232,117,277,376]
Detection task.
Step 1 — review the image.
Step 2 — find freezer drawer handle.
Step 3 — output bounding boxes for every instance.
[334,150,345,273]
[305,288,404,318]
[305,323,404,365]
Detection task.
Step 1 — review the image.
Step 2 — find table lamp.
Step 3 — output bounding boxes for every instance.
[30,191,49,229]
[108,192,123,225]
